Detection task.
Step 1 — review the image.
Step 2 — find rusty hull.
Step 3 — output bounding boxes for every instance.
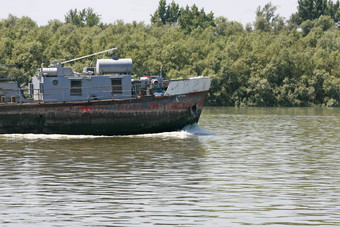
[0,91,208,135]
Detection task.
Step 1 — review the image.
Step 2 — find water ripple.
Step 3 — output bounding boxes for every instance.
[0,107,339,226]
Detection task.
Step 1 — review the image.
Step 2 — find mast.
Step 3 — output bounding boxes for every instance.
[60,48,117,65]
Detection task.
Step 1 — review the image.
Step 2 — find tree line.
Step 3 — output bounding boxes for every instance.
[0,0,339,106]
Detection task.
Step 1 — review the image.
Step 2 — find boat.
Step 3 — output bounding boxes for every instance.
[0,48,211,135]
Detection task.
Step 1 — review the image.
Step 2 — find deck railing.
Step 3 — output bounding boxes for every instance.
[0,84,166,103]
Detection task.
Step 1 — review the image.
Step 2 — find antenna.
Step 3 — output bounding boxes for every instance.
[60,48,117,65]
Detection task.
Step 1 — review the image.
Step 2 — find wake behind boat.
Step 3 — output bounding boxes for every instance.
[0,48,211,135]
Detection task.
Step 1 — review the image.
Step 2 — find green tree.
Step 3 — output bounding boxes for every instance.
[166,1,180,24]
[178,4,215,33]
[254,2,285,33]
[151,0,180,25]
[65,8,102,27]
[151,0,215,32]
[326,0,340,22]
[295,0,340,24]
[151,0,167,24]
[256,2,278,24]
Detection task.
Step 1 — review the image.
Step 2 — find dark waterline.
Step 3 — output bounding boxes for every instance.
[0,107,339,226]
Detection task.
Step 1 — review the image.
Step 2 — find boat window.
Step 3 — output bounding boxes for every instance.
[70,80,82,96]
[39,83,44,94]
[111,78,122,94]
[29,83,34,95]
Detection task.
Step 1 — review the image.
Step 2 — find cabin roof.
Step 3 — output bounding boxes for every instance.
[0,78,16,82]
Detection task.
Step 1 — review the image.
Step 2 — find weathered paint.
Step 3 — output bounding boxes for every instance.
[165,77,212,96]
[0,79,26,103]
[32,73,132,102]
[0,91,208,135]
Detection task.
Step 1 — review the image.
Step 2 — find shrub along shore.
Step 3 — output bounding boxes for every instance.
[0,0,339,106]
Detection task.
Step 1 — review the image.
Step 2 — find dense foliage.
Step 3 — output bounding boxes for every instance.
[151,0,215,32]
[64,8,103,27]
[292,0,340,24]
[0,1,339,106]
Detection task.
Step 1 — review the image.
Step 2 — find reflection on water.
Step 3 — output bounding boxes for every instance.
[0,107,339,226]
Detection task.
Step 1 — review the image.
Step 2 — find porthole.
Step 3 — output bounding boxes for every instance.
[52,80,58,86]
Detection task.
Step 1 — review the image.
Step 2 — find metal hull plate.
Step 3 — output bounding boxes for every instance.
[0,91,208,135]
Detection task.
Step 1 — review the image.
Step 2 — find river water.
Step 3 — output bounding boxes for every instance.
[0,107,339,226]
